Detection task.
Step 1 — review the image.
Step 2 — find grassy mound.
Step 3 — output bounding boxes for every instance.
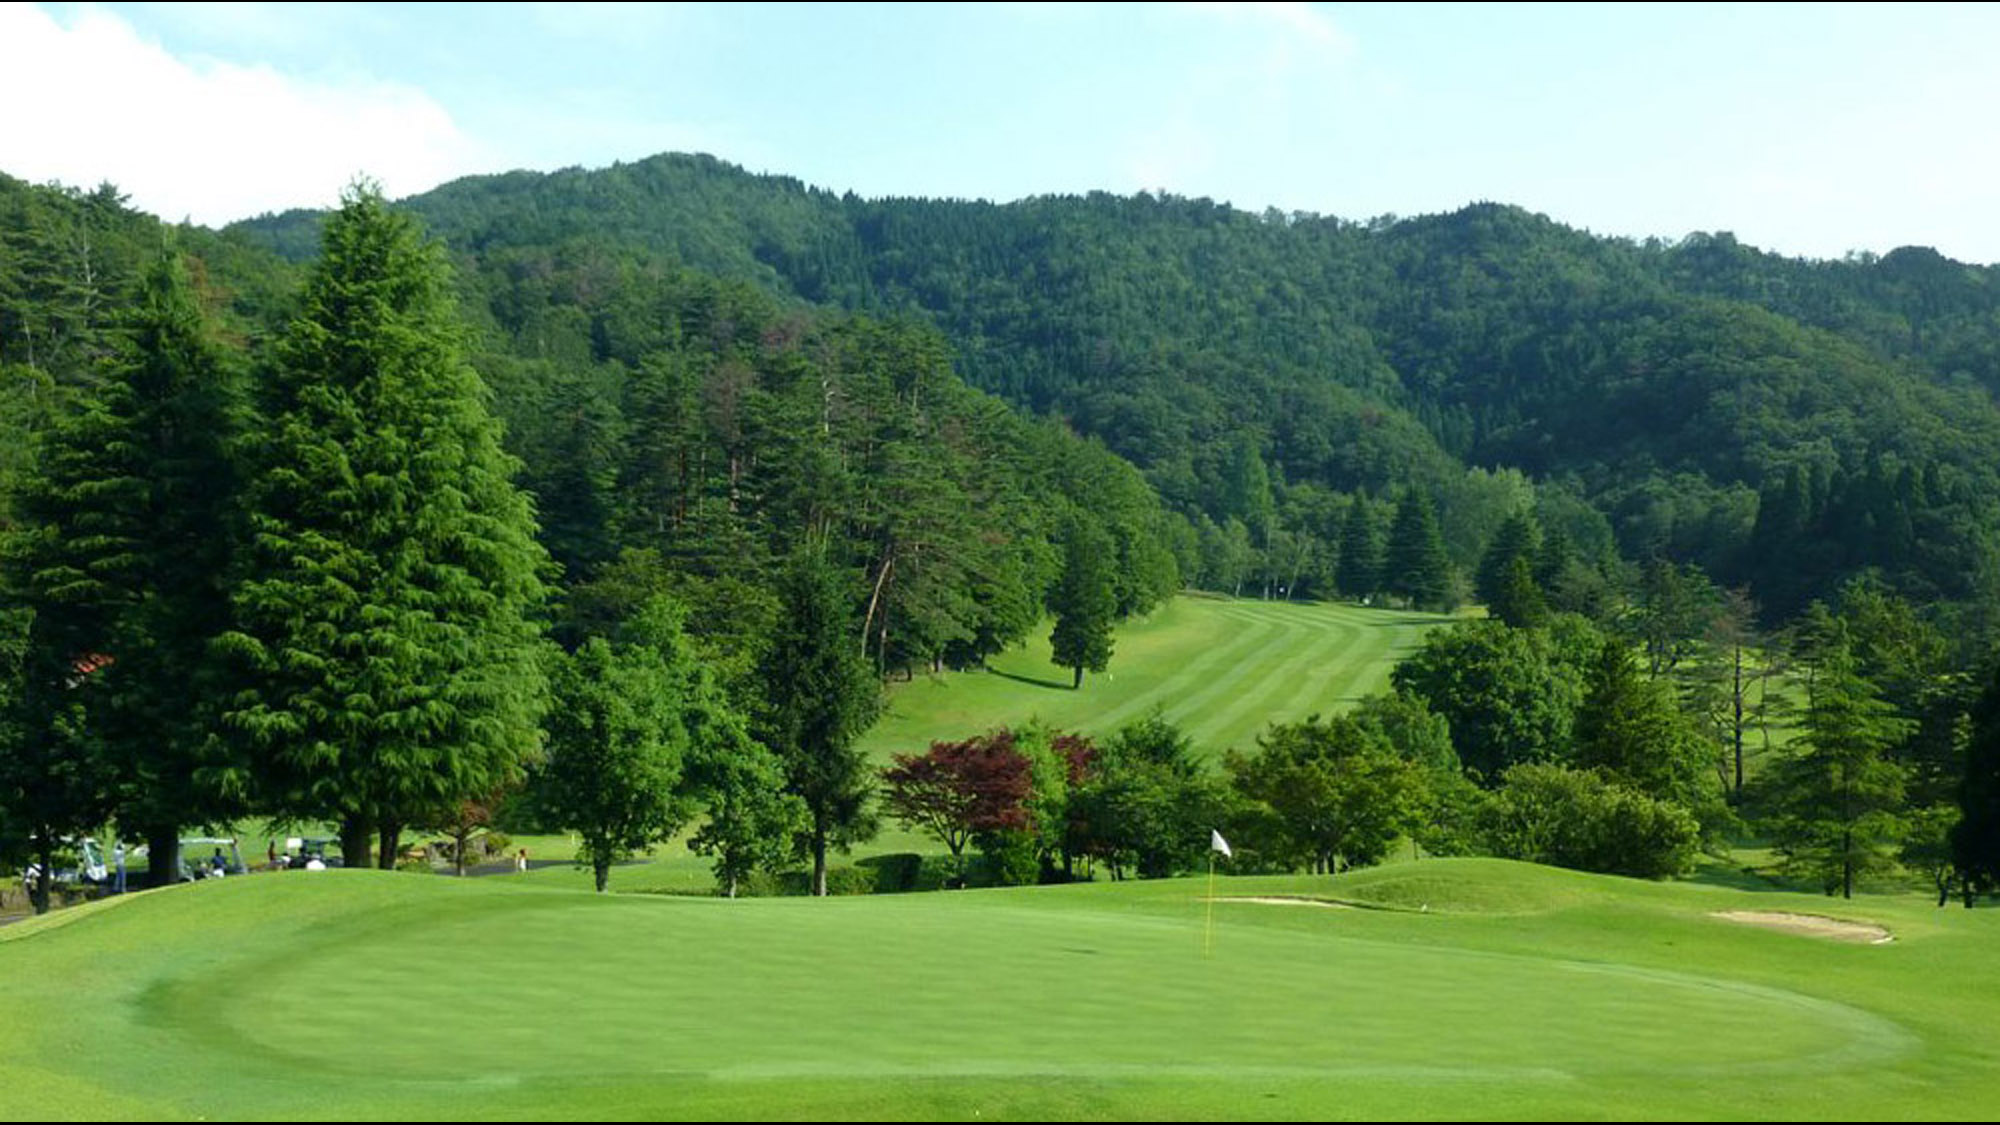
[1327,858,1603,915]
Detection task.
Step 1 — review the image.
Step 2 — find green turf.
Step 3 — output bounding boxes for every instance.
[860,595,1455,764]
[5,858,1997,1119]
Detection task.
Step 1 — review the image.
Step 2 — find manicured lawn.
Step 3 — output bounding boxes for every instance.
[4,859,1996,1119]
[861,595,1455,764]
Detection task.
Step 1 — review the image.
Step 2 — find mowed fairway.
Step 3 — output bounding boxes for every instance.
[861,595,1454,761]
[5,861,1999,1120]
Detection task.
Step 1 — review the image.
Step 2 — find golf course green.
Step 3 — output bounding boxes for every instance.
[3,859,1995,1119]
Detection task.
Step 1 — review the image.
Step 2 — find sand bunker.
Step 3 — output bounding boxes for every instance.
[1211,896,1351,909]
[1712,910,1892,944]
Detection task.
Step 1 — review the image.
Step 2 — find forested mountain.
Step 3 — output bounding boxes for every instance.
[14,151,2000,633]
[232,154,2000,627]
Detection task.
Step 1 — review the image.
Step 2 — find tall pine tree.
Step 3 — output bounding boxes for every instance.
[219,184,548,869]
[1336,497,1381,602]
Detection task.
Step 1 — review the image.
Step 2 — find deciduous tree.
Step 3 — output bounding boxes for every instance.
[537,599,736,893]
[881,731,1033,860]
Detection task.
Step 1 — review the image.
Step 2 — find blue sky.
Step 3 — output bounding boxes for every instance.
[5,2,1999,262]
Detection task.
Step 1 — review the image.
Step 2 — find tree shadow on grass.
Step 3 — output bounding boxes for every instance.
[1686,857,1810,894]
[985,667,1075,692]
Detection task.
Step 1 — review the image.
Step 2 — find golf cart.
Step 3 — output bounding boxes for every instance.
[20,836,110,893]
[176,837,248,881]
[277,836,342,870]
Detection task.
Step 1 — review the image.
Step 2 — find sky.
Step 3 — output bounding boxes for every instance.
[4,2,1999,263]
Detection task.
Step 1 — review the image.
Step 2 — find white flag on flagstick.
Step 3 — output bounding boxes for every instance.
[1210,829,1232,858]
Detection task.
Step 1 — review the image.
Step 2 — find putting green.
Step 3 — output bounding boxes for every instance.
[220,893,1896,1083]
[11,860,1979,1120]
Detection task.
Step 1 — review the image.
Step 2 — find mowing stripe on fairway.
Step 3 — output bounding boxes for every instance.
[1085,609,1288,739]
[1180,607,1361,749]
[860,597,1453,762]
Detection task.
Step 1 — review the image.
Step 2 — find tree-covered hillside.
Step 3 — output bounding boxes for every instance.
[232,153,2000,625]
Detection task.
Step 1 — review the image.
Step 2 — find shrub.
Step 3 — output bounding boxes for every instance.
[856,853,923,893]
[972,830,1040,886]
[822,865,877,896]
[1479,763,1698,878]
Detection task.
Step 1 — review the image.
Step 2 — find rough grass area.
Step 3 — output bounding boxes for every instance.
[4,859,1996,1120]
[861,595,1453,764]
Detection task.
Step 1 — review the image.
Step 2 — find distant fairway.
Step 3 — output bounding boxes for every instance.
[861,595,1454,762]
[5,860,1997,1120]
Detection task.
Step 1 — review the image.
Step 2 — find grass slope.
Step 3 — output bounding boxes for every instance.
[861,595,1454,763]
[5,860,1997,1120]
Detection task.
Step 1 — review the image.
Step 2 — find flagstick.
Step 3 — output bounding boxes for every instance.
[1204,851,1216,958]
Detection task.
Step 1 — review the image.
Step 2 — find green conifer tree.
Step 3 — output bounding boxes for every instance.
[756,549,880,896]
[1476,511,1541,610]
[1768,643,1912,898]
[1385,491,1452,611]
[1952,662,2000,903]
[1336,498,1381,601]
[1574,637,1710,811]
[1049,515,1116,689]
[4,249,244,895]
[219,184,548,869]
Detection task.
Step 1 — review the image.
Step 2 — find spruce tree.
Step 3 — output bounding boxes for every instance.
[1490,554,1549,629]
[1049,515,1116,689]
[756,549,880,896]
[1336,498,1380,602]
[1476,511,1541,611]
[219,185,548,869]
[5,249,243,894]
[1385,491,1452,611]
[1573,637,1710,811]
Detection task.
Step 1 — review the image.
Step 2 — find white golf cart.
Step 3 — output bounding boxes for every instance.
[175,837,248,881]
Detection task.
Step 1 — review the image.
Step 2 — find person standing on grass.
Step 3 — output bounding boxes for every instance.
[516,848,528,873]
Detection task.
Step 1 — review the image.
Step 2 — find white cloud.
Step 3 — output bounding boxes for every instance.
[1180,1,1353,60]
[0,4,488,225]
